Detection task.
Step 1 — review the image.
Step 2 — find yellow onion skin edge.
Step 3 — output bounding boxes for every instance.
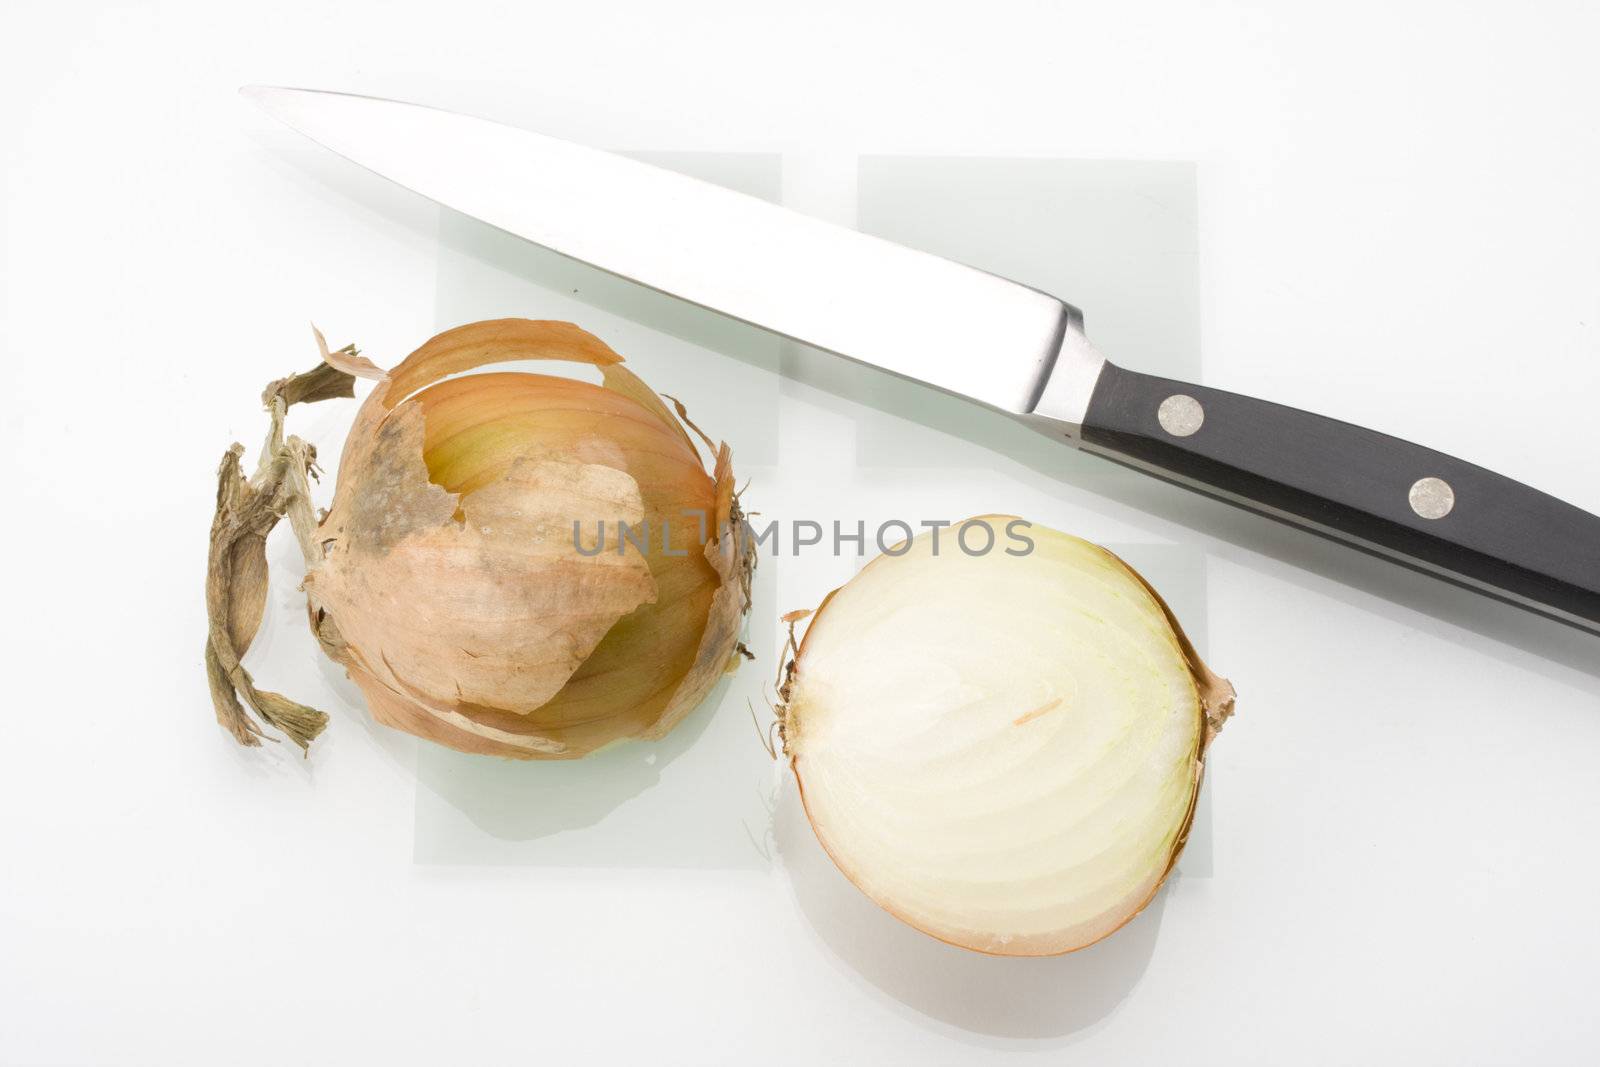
[779,516,1235,957]
[305,319,754,759]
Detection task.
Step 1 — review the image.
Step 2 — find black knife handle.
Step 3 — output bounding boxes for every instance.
[1077,362,1600,635]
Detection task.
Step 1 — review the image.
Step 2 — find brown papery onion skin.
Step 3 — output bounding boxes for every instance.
[304,319,753,759]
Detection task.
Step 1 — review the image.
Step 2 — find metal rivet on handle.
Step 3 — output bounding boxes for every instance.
[1157,394,1205,437]
[1409,476,1456,520]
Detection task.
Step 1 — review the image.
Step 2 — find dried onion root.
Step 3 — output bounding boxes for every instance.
[204,319,754,758]
[776,517,1234,955]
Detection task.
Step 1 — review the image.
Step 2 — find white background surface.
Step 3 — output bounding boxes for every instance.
[4,2,1600,1064]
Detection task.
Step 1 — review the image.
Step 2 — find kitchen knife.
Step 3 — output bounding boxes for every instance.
[245,86,1600,637]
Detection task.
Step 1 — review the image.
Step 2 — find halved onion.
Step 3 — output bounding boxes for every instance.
[778,517,1234,955]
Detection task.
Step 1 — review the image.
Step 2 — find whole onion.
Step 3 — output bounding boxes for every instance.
[205,319,753,758]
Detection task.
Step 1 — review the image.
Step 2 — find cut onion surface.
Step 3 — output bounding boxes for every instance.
[778,517,1234,956]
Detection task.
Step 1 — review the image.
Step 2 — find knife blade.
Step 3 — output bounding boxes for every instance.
[245,86,1600,636]
[241,86,1081,418]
